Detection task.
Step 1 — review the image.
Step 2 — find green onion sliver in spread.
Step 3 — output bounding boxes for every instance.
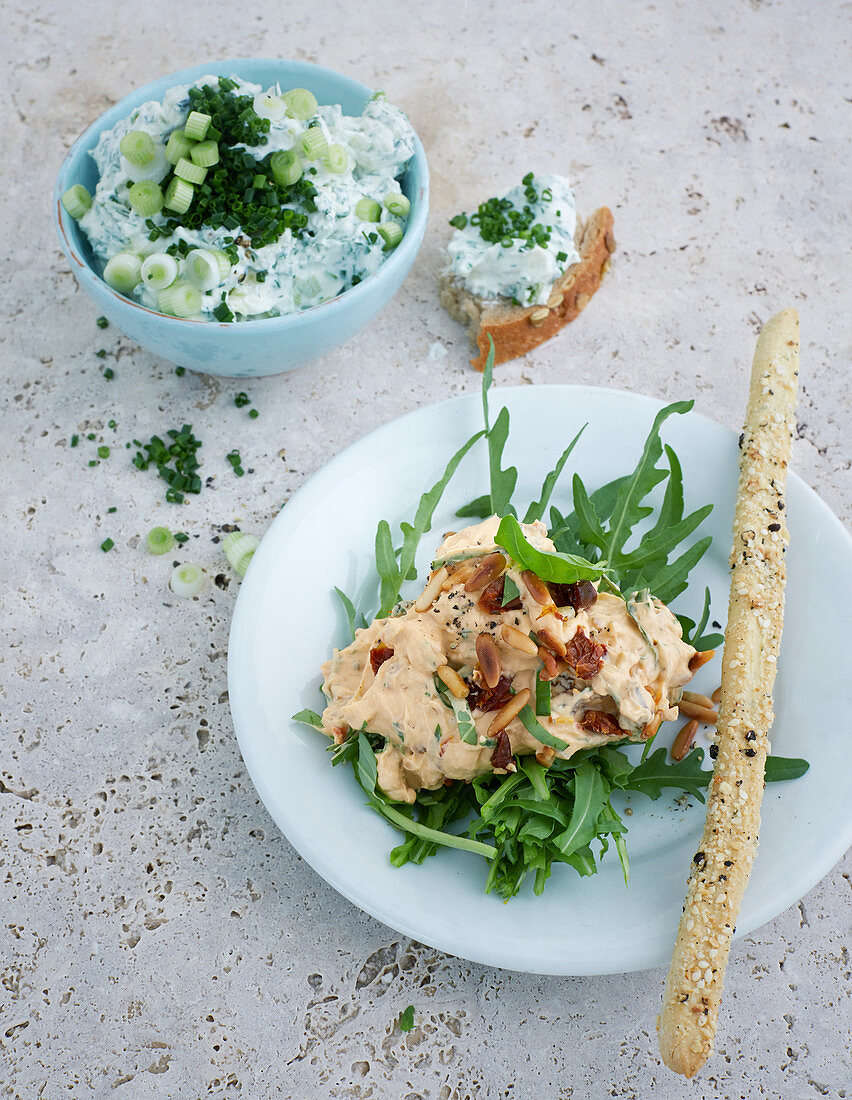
[355,197,381,223]
[384,193,410,218]
[270,149,302,187]
[174,157,207,185]
[378,222,403,251]
[61,184,92,220]
[103,253,142,293]
[300,126,328,160]
[120,130,156,167]
[128,181,164,217]
[147,526,176,555]
[253,92,287,121]
[222,531,260,577]
[165,129,194,165]
[141,253,179,291]
[185,249,227,291]
[158,280,202,318]
[283,87,318,121]
[164,177,194,214]
[184,111,211,141]
[322,144,348,174]
[190,140,219,168]
[170,562,205,597]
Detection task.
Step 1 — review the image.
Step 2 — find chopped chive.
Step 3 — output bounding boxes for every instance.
[95,349,107,358]
[248,408,259,420]
[107,506,117,513]
[103,368,115,380]
[174,531,189,543]
[175,366,186,376]
[96,316,109,329]
[97,445,110,459]
[234,392,250,408]
[100,538,114,552]
[70,434,79,447]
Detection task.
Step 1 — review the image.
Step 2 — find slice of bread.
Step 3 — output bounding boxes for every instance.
[439,207,615,371]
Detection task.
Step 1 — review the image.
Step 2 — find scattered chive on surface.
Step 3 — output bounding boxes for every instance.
[100,538,114,553]
[96,316,109,329]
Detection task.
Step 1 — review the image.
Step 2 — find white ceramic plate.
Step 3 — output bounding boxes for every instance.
[228,386,852,975]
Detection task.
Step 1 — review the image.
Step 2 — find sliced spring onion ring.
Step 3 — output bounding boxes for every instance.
[164,177,194,214]
[128,181,164,217]
[222,531,260,577]
[283,87,318,120]
[270,149,302,187]
[174,157,207,185]
[189,140,219,168]
[61,184,92,219]
[158,280,202,318]
[121,144,169,183]
[378,222,403,250]
[384,193,410,218]
[253,92,287,121]
[147,526,175,555]
[103,253,142,293]
[170,562,205,598]
[141,253,179,291]
[165,129,194,165]
[299,126,328,160]
[355,197,381,222]
[184,249,225,291]
[322,144,348,174]
[119,130,155,166]
[184,111,211,141]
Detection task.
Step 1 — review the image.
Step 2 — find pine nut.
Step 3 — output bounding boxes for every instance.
[688,648,716,672]
[500,624,538,656]
[475,633,501,688]
[538,646,559,680]
[711,685,722,705]
[678,699,718,724]
[671,719,699,762]
[414,567,448,612]
[487,688,530,737]
[436,665,469,698]
[463,552,505,594]
[643,713,663,739]
[535,746,556,767]
[681,690,715,710]
[538,627,567,658]
[521,569,550,605]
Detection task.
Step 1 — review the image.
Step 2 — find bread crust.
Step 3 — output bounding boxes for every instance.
[657,310,800,1078]
[439,207,615,371]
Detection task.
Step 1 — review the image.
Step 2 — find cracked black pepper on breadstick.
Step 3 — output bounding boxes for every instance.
[657,309,800,1077]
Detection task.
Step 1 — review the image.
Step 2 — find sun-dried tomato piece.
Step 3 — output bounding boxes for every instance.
[490,729,514,770]
[467,675,513,713]
[565,627,607,680]
[478,576,522,614]
[369,644,394,674]
[550,579,597,612]
[579,710,622,736]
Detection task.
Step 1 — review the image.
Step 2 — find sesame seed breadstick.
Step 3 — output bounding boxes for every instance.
[657,309,799,1078]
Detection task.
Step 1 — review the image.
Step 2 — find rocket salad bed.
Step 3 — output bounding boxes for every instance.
[294,353,807,900]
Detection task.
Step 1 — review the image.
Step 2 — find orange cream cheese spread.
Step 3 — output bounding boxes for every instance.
[320,517,697,804]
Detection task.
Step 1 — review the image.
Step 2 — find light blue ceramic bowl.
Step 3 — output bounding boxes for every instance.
[53,58,429,378]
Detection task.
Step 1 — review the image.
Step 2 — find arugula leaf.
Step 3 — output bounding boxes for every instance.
[375,520,401,617]
[398,1005,415,1032]
[501,574,521,606]
[553,763,607,856]
[523,424,586,523]
[292,708,324,730]
[357,731,380,792]
[644,536,713,605]
[455,493,492,520]
[495,515,607,584]
[678,587,725,652]
[624,746,711,801]
[534,673,551,717]
[333,585,365,641]
[765,755,810,782]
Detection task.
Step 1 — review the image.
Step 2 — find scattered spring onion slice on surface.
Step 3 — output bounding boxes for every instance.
[103,253,142,293]
[141,253,179,291]
[170,562,205,597]
[128,181,164,217]
[222,531,260,577]
[378,222,403,250]
[61,184,92,219]
[120,130,155,166]
[283,87,318,120]
[270,149,302,187]
[355,197,381,222]
[147,526,175,555]
[384,193,410,218]
[165,130,193,165]
[184,111,211,141]
[158,280,202,318]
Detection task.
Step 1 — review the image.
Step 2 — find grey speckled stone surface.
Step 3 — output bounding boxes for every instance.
[2,1,850,1097]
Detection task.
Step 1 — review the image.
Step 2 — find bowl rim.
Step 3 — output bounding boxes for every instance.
[53,57,429,333]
